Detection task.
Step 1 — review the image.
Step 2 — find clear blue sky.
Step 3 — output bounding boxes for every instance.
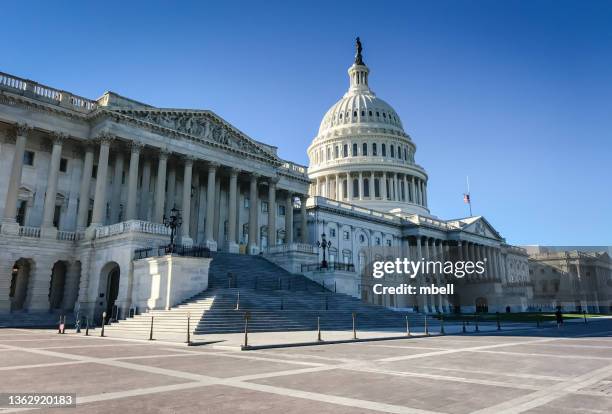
[2,1,611,246]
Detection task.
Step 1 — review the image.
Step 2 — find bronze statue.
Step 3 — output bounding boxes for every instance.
[355,37,364,65]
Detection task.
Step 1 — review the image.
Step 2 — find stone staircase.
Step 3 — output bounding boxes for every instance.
[104,252,432,339]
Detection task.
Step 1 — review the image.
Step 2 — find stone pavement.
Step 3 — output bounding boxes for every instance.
[0,319,611,413]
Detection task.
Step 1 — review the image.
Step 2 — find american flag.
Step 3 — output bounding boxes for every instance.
[463,193,471,204]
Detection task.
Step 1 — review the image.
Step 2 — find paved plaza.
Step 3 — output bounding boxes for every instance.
[0,320,611,413]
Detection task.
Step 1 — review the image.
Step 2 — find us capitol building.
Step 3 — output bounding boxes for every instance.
[5,40,600,325]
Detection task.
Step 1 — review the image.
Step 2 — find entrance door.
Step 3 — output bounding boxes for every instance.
[105,268,120,322]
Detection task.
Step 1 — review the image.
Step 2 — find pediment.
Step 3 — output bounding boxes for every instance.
[461,217,502,240]
[110,108,280,163]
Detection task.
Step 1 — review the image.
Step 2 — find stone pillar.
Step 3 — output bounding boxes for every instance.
[300,195,308,244]
[285,192,293,244]
[324,175,329,198]
[181,157,193,246]
[110,151,124,223]
[358,172,363,200]
[267,178,277,247]
[76,145,94,230]
[204,163,218,250]
[410,176,415,203]
[88,135,113,232]
[382,172,388,199]
[335,173,340,200]
[394,173,399,201]
[226,168,239,252]
[166,162,176,213]
[125,142,142,221]
[41,133,65,238]
[247,174,259,254]
[24,257,54,311]
[140,159,152,220]
[403,175,408,202]
[153,150,168,223]
[369,172,375,199]
[2,124,30,234]
[423,181,428,208]
[416,237,427,312]
[213,176,221,243]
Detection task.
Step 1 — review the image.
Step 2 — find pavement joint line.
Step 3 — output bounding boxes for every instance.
[358,344,451,350]
[470,362,612,414]
[248,349,359,364]
[466,349,612,361]
[228,365,338,382]
[344,366,545,391]
[0,360,88,371]
[515,342,612,350]
[0,340,442,414]
[409,365,569,382]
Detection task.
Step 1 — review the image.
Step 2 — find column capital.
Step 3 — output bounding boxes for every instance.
[129,140,144,153]
[157,147,170,160]
[299,194,308,202]
[49,131,68,145]
[268,176,279,186]
[182,155,195,166]
[15,123,33,137]
[208,161,220,171]
[229,167,240,177]
[94,132,115,146]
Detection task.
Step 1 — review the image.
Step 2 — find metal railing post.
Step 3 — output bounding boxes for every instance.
[186,313,191,345]
[317,316,322,342]
[100,312,106,337]
[235,291,240,310]
[424,314,429,336]
[352,312,357,339]
[149,316,154,341]
[406,315,410,336]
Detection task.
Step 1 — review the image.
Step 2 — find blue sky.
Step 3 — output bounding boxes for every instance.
[2,1,611,246]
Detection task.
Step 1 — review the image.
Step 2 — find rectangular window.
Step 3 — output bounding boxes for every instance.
[343,231,349,240]
[53,205,61,228]
[326,147,330,160]
[352,143,358,156]
[334,146,339,158]
[390,145,395,158]
[261,201,268,213]
[343,144,348,157]
[372,143,377,156]
[374,179,380,198]
[92,165,98,179]
[16,200,27,226]
[386,239,392,247]
[329,228,336,237]
[278,205,286,216]
[382,144,386,157]
[59,158,68,172]
[23,151,35,166]
[362,143,368,156]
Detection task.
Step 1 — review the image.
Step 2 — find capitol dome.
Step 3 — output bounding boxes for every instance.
[307,38,429,215]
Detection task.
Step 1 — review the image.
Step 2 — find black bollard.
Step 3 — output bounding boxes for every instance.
[462,320,466,333]
[100,312,106,337]
[583,310,587,324]
[334,281,337,293]
[424,314,429,336]
[440,315,445,335]
[406,315,411,336]
[243,312,250,348]
[61,315,66,334]
[536,314,540,328]
[57,315,62,334]
[85,318,90,336]
[235,291,240,310]
[317,316,322,342]
[496,312,501,331]
[325,295,328,311]
[475,315,479,332]
[352,312,357,340]
[186,313,191,345]
[149,316,154,341]
[280,297,284,310]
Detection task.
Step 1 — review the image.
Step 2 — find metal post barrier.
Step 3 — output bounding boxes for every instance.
[406,315,411,336]
[317,316,322,342]
[235,291,240,310]
[475,315,479,332]
[100,312,106,337]
[280,297,284,310]
[85,318,89,336]
[583,310,587,324]
[536,314,540,328]
[243,312,250,348]
[440,314,445,335]
[462,320,466,333]
[57,315,62,334]
[149,316,154,341]
[278,277,282,290]
[334,281,337,293]
[186,313,191,345]
[61,315,66,334]
[496,312,501,331]
[352,312,357,339]
[325,295,328,311]
[424,314,429,336]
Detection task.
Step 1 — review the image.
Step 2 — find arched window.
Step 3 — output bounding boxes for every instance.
[343,144,348,157]
[381,143,386,156]
[343,179,348,198]
[339,113,343,119]
[372,143,377,156]
[353,111,357,117]
[383,113,386,118]
[390,145,395,158]
[353,179,359,198]
[334,146,339,158]
[397,146,402,159]
[401,181,405,201]
[362,143,368,156]
[361,110,365,116]
[376,111,380,117]
[352,143,358,156]
[368,110,372,116]
[374,179,380,198]
[404,147,408,160]
[326,147,330,160]
[363,178,370,197]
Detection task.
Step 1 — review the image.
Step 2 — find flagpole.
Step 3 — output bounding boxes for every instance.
[466,176,472,216]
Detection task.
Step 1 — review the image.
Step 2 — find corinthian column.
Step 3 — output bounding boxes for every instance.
[88,134,113,232]
[247,174,259,254]
[153,150,168,223]
[300,194,308,243]
[204,162,218,250]
[226,168,239,253]
[110,151,124,223]
[76,145,94,230]
[140,158,152,220]
[285,192,293,244]
[180,157,194,246]
[267,178,277,247]
[41,132,66,238]
[125,141,143,220]
[2,124,31,234]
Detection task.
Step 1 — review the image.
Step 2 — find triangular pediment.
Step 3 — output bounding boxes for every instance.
[450,216,503,240]
[108,108,280,164]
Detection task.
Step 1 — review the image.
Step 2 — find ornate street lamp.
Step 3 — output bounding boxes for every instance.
[316,233,332,269]
[163,205,182,253]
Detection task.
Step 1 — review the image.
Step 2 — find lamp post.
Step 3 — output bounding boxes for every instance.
[316,233,332,269]
[163,205,182,254]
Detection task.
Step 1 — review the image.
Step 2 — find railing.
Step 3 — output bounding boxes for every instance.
[18,226,41,238]
[134,245,211,260]
[266,243,315,254]
[95,220,170,239]
[301,262,355,273]
[57,231,76,241]
[0,71,98,113]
